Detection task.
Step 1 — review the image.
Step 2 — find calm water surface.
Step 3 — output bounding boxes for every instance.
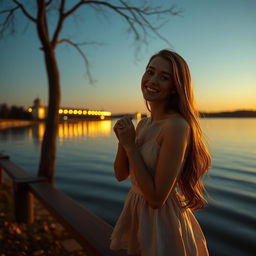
[0,118,255,256]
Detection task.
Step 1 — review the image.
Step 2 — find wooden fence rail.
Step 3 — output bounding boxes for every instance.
[0,154,128,256]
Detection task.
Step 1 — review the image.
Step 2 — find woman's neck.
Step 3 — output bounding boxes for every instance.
[149,102,177,121]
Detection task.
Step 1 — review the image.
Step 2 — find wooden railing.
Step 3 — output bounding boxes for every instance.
[0,154,128,256]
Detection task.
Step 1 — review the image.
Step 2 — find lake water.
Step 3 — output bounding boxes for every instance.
[0,118,255,256]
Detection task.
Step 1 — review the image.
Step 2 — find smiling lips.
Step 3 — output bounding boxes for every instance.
[145,86,159,93]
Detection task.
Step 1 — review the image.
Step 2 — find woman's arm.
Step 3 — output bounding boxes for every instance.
[113,117,145,182]
[120,118,190,209]
[113,143,130,182]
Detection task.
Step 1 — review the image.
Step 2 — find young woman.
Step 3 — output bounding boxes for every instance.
[110,49,211,256]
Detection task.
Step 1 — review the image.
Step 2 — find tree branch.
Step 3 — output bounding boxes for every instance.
[57,0,182,80]
[12,0,37,22]
[119,0,177,46]
[0,6,19,38]
[0,1,37,38]
[119,3,181,16]
[64,1,180,18]
[63,0,84,18]
[62,0,180,48]
[1,0,181,82]
[135,7,171,46]
[0,6,18,15]
[63,1,137,19]
[56,38,94,83]
[51,0,65,46]
[46,0,53,6]
[36,0,50,47]
[62,1,143,42]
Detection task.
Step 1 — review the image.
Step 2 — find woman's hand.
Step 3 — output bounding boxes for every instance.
[113,116,136,150]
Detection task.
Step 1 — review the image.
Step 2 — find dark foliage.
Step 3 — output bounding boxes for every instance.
[0,103,33,120]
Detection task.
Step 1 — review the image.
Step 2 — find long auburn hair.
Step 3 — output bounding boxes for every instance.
[146,49,211,211]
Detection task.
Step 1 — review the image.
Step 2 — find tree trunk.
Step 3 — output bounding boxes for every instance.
[37,45,60,185]
[37,49,60,184]
[35,0,60,185]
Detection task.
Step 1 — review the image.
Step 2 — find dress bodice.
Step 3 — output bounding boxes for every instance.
[130,117,187,191]
[130,118,163,187]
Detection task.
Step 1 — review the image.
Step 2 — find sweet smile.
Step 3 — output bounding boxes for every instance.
[145,86,159,93]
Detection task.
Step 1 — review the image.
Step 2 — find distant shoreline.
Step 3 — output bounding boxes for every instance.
[112,110,256,119]
[200,110,256,118]
[1,110,256,130]
[0,119,37,130]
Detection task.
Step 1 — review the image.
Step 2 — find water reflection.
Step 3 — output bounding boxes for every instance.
[201,118,256,150]
[27,122,46,143]
[27,120,112,143]
[1,118,255,256]
[0,125,31,142]
[58,121,112,140]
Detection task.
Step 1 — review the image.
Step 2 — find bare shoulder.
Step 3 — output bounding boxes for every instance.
[165,114,189,130]
[160,114,190,141]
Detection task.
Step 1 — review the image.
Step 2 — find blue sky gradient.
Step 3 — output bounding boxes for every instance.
[0,0,255,114]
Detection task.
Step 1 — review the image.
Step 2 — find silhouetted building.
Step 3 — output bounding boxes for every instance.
[28,98,47,120]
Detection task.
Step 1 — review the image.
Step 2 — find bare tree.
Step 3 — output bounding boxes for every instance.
[0,0,180,184]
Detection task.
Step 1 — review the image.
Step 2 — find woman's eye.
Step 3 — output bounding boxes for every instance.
[160,76,169,81]
[146,70,153,75]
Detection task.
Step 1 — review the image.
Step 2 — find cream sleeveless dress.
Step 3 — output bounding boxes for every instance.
[110,117,209,256]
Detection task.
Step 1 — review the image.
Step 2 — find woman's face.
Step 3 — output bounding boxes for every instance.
[141,56,175,104]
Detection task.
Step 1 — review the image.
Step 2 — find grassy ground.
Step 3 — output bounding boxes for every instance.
[0,180,87,256]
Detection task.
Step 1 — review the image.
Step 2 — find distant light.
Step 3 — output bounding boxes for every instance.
[102,111,111,116]
[61,108,111,117]
[28,107,32,112]
[136,112,141,120]
[38,108,45,119]
[100,115,105,120]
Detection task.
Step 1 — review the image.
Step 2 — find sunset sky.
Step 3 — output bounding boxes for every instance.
[0,0,255,114]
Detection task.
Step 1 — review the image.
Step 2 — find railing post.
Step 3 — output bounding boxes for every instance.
[0,154,10,185]
[14,181,34,223]
[0,166,4,185]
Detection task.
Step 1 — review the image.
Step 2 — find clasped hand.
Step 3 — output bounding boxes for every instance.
[113,116,136,149]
